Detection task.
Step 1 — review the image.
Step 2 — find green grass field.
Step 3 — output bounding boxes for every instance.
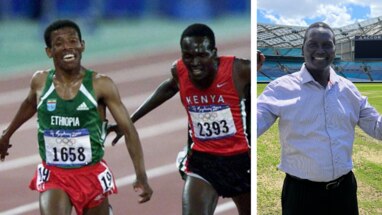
[257,83,382,215]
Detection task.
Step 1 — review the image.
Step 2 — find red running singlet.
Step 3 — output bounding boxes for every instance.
[176,56,249,156]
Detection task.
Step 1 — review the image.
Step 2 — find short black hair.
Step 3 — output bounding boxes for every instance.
[44,19,82,48]
[303,22,336,45]
[180,23,216,49]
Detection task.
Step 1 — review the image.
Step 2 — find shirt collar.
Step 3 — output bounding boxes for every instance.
[299,64,339,85]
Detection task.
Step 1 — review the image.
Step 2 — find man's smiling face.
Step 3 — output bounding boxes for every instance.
[303,27,336,72]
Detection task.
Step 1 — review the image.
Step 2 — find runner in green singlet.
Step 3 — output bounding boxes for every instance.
[0,19,153,215]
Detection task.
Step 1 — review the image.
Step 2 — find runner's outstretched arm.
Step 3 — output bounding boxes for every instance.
[0,71,43,160]
[95,74,153,203]
[108,64,180,145]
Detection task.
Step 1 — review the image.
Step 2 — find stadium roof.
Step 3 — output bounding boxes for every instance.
[258,16,382,48]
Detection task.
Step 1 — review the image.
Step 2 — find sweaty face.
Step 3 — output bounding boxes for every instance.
[46,27,84,71]
[303,27,335,72]
[181,36,217,82]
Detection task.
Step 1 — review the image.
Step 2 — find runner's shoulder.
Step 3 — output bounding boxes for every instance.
[31,70,50,87]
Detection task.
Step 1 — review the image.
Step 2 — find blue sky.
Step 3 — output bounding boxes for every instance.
[257,0,381,27]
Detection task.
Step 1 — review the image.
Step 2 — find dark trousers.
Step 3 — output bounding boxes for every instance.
[281,171,359,215]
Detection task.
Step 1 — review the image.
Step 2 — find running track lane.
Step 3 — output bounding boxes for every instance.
[0,36,250,215]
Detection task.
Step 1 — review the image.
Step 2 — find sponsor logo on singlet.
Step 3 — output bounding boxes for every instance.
[76,102,89,111]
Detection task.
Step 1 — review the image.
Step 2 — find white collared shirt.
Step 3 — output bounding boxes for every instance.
[257,64,382,182]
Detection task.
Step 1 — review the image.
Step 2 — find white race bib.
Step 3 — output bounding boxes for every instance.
[36,164,50,187]
[98,166,115,193]
[44,129,92,167]
[189,105,236,140]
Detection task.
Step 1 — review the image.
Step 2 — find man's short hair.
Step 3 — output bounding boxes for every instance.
[44,19,82,48]
[303,22,336,45]
[180,23,216,49]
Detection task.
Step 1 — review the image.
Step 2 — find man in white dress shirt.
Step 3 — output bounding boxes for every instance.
[257,22,382,215]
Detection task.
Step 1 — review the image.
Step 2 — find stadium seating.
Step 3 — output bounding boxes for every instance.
[258,18,382,83]
[258,48,382,82]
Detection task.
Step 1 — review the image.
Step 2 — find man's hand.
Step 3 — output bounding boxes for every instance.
[0,135,12,161]
[257,50,266,70]
[133,178,153,203]
[106,124,124,146]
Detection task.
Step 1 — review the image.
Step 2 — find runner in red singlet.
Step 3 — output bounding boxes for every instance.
[109,23,256,215]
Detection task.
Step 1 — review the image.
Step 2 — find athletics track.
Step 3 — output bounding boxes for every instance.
[0,18,250,215]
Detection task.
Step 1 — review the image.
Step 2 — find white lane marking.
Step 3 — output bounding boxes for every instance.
[0,163,236,215]
[0,91,179,133]
[0,45,247,215]
[0,62,169,107]
[0,117,186,214]
[0,76,180,172]
[215,201,236,214]
[0,46,249,106]
[0,117,186,172]
[0,163,177,215]
[0,202,39,215]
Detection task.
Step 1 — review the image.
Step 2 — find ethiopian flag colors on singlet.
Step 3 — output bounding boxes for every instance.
[37,69,107,168]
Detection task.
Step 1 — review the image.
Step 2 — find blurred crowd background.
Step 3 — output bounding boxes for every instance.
[0,0,249,21]
[0,0,250,76]
[0,0,250,20]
